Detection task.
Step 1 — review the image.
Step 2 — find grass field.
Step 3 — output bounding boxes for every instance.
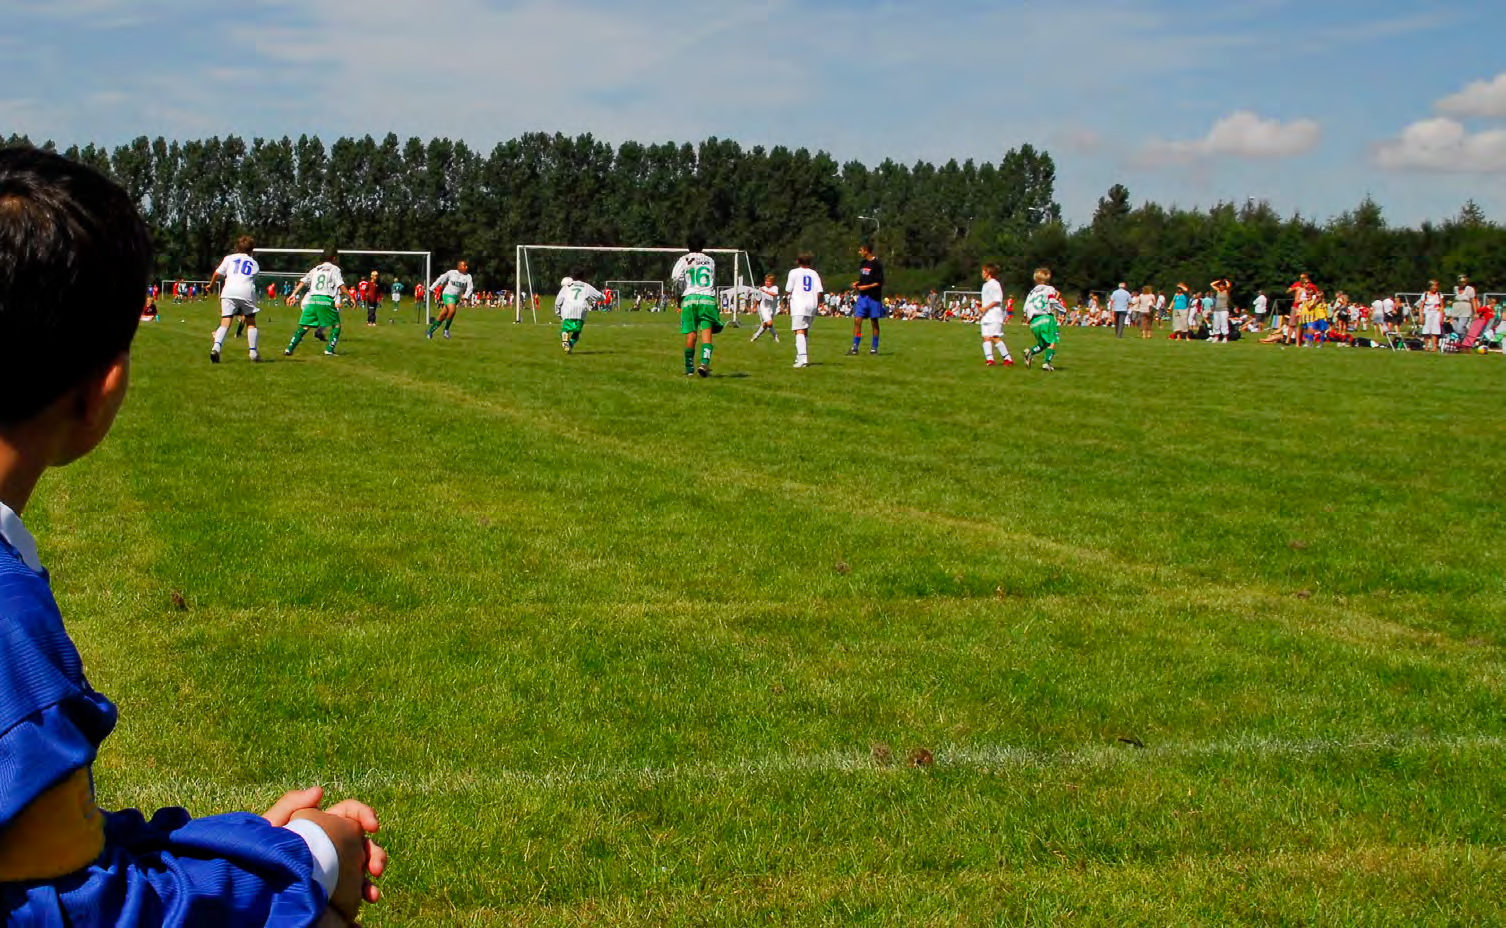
[32,303,1506,925]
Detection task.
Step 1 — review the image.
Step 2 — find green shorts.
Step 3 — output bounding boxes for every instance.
[443,293,459,307]
[680,295,723,335]
[561,318,584,335]
[298,296,338,328]
[1029,313,1060,345]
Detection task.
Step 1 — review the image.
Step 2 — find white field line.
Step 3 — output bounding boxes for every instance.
[116,733,1506,799]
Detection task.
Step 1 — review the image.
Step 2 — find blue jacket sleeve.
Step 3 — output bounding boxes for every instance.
[4,808,327,927]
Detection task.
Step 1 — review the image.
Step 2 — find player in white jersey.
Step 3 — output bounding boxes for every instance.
[284,247,359,356]
[978,264,1013,367]
[426,261,475,339]
[785,254,823,368]
[672,232,721,376]
[1021,266,1064,371]
[556,271,604,354]
[751,275,781,344]
[206,235,262,363]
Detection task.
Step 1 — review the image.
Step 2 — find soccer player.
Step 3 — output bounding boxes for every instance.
[786,254,823,368]
[361,270,381,326]
[672,232,722,376]
[1021,266,1064,371]
[751,274,781,343]
[284,247,358,356]
[0,145,386,927]
[848,241,885,355]
[556,271,604,354]
[207,235,262,363]
[979,263,1013,366]
[426,260,474,339]
[391,277,404,313]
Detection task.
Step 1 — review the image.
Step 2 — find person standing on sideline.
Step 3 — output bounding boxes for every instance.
[752,274,781,343]
[426,261,474,340]
[207,235,262,363]
[1109,282,1132,339]
[1421,279,1445,352]
[672,232,722,376]
[1252,291,1269,332]
[979,263,1013,366]
[786,254,823,368]
[1137,286,1156,339]
[1170,284,1191,340]
[848,241,885,355]
[1210,278,1233,343]
[1450,275,1478,337]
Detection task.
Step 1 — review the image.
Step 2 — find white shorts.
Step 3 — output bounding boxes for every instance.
[391,295,402,305]
[791,314,813,332]
[221,297,258,318]
[981,321,1004,339]
[1422,310,1442,336]
[758,306,776,324]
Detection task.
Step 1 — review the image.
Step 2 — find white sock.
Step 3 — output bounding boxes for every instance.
[247,328,260,351]
[213,325,228,350]
[998,340,1011,360]
[983,342,994,360]
[796,332,808,362]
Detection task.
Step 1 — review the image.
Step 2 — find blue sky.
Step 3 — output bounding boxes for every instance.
[4,0,1504,227]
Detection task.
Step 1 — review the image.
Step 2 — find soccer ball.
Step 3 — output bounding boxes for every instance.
[1477,345,1488,355]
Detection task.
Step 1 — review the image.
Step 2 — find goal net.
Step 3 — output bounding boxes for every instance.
[942,290,983,318]
[603,280,666,313]
[515,245,757,324]
[254,248,434,324]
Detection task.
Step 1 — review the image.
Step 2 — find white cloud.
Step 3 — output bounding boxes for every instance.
[1135,111,1321,167]
[1436,73,1506,119]
[1372,117,1506,174]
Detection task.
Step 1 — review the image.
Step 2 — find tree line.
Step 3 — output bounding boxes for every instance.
[4,131,1503,303]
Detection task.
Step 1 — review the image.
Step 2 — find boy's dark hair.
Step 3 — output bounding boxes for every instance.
[323,246,339,262]
[797,253,812,267]
[860,241,875,255]
[983,262,1000,278]
[0,146,153,426]
[687,230,706,254]
[236,234,255,254]
[569,266,585,281]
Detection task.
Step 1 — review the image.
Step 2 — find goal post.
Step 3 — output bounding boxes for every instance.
[515,245,756,325]
[254,248,434,324]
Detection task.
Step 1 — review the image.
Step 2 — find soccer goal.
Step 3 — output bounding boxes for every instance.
[942,290,984,317]
[255,248,434,324]
[515,245,757,324]
[603,280,665,313]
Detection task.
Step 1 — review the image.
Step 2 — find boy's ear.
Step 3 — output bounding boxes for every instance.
[57,352,130,466]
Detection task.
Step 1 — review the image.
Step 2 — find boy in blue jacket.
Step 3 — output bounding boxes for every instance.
[0,146,385,926]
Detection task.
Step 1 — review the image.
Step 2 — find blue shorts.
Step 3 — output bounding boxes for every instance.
[854,295,886,319]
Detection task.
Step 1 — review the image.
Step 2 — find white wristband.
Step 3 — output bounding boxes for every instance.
[284,818,341,901]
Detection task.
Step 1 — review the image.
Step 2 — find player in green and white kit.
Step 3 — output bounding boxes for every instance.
[556,271,604,354]
[390,279,404,319]
[426,261,474,339]
[284,247,358,356]
[1021,266,1063,372]
[671,233,722,377]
